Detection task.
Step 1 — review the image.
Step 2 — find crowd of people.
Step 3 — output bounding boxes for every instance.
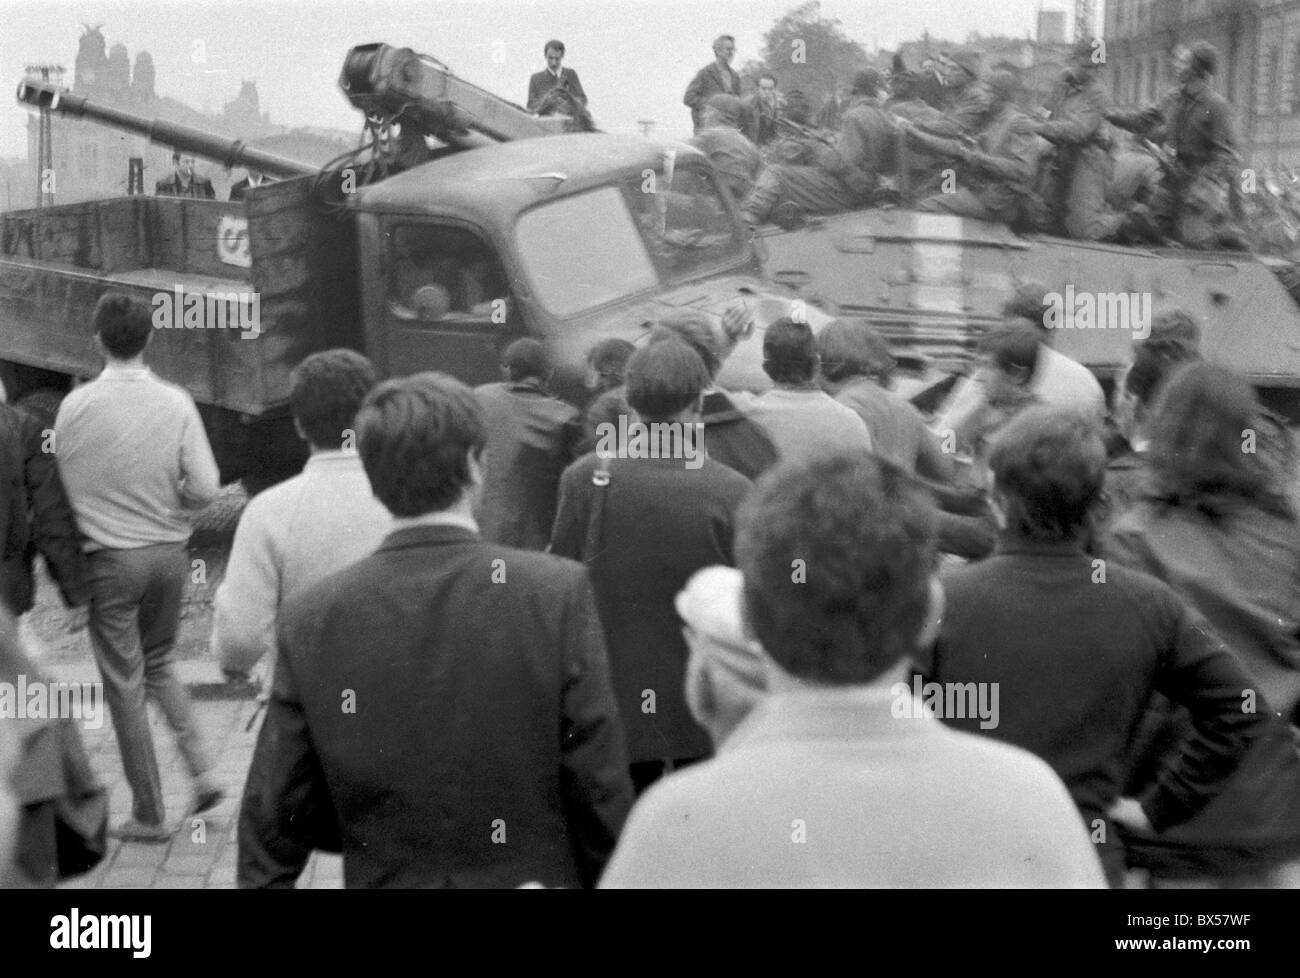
[3,280,1300,889]
[682,33,1244,249]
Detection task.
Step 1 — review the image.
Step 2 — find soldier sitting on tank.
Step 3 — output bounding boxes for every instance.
[1025,38,1132,242]
[909,51,995,141]
[887,57,956,200]
[1105,41,1244,249]
[690,94,762,203]
[759,90,813,163]
[155,151,215,200]
[898,70,1042,227]
[740,69,895,228]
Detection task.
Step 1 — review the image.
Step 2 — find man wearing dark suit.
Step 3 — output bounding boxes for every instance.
[474,338,579,550]
[154,152,215,199]
[237,372,633,889]
[229,170,270,202]
[684,35,741,134]
[551,340,752,793]
[527,39,588,115]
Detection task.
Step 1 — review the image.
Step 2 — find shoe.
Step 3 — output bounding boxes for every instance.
[192,784,224,816]
[112,818,171,843]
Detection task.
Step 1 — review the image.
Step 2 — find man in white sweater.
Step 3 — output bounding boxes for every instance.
[601,452,1106,888]
[55,292,222,842]
[212,349,390,686]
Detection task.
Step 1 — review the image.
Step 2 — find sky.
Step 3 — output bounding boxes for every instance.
[0,0,1069,159]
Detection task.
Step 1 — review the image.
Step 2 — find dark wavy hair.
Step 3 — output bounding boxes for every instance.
[356,372,486,517]
[289,349,380,450]
[737,452,936,684]
[988,406,1107,542]
[1146,362,1291,516]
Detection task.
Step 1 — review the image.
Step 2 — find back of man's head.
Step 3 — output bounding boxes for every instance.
[356,372,486,518]
[93,292,153,359]
[651,309,725,378]
[980,321,1041,379]
[988,407,1107,543]
[289,349,380,451]
[762,317,818,386]
[501,337,548,383]
[1002,280,1051,332]
[704,93,743,128]
[586,337,636,389]
[738,453,936,684]
[625,339,710,422]
[817,318,895,385]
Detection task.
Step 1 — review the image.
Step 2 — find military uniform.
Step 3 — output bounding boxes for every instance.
[1108,83,1239,247]
[913,102,1043,225]
[690,126,762,202]
[912,80,995,140]
[741,94,894,225]
[1034,70,1125,240]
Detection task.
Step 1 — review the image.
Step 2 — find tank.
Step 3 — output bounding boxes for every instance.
[758,206,1300,417]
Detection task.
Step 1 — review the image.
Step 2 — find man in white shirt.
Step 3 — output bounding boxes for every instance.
[936,282,1105,448]
[55,293,222,842]
[213,350,391,684]
[732,317,873,465]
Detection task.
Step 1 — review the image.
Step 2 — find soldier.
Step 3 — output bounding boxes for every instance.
[888,59,955,200]
[1106,41,1241,248]
[741,69,894,227]
[690,94,762,203]
[902,71,1042,226]
[1028,37,1127,241]
[761,90,828,167]
[912,51,995,140]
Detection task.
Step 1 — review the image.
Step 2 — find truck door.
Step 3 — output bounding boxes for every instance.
[381,220,523,384]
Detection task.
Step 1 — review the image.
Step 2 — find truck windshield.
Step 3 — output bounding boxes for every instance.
[515,165,745,317]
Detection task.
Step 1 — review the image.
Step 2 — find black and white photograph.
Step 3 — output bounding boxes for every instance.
[0,0,1294,954]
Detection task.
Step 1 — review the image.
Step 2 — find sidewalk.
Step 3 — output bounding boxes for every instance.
[41,656,343,890]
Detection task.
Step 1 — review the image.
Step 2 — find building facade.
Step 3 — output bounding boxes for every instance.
[1103,0,1300,170]
[20,27,353,207]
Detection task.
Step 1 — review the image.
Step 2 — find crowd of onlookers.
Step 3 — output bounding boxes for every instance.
[3,284,1300,889]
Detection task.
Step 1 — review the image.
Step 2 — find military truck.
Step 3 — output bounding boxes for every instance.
[1,43,813,488]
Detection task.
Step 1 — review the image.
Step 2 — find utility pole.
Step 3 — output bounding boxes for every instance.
[25,63,65,207]
[637,119,655,138]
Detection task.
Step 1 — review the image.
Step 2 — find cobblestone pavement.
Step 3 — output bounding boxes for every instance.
[24,487,343,890]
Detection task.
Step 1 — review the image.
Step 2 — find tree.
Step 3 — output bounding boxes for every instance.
[740,1,870,113]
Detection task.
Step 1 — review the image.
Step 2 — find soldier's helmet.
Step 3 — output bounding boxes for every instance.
[851,68,885,96]
[1188,41,1218,77]
[986,70,1021,105]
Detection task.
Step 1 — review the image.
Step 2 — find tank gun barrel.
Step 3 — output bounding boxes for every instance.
[15,79,316,179]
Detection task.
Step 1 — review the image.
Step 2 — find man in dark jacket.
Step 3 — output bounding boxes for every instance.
[684,35,742,133]
[551,341,752,793]
[0,398,87,622]
[925,406,1267,885]
[1029,38,1127,240]
[527,39,588,115]
[238,372,632,888]
[474,338,579,550]
[155,152,215,199]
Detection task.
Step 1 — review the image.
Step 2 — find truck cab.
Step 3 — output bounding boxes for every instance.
[354,134,775,403]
